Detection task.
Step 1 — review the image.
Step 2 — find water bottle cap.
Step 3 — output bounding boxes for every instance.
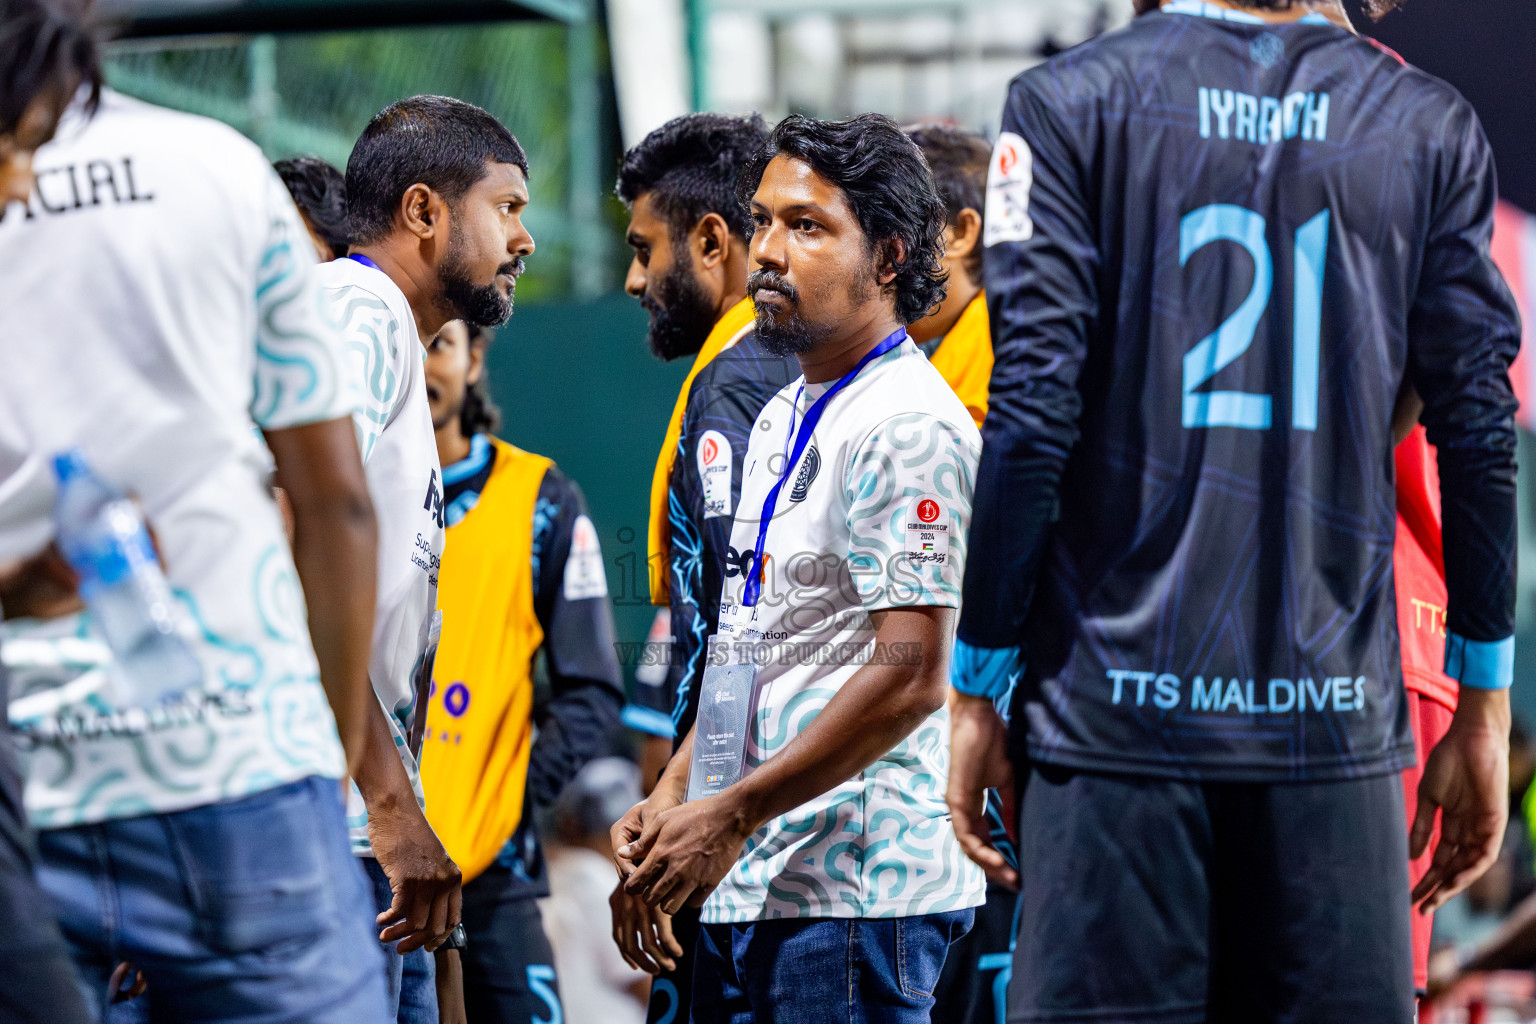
[53,449,89,483]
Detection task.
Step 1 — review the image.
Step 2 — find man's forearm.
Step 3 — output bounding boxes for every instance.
[654,729,692,804]
[526,682,622,810]
[957,435,1069,650]
[434,948,466,1023]
[291,510,376,772]
[353,693,416,813]
[1438,442,1517,652]
[267,418,378,773]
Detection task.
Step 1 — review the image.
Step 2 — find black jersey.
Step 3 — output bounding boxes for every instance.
[626,333,799,746]
[960,3,1520,781]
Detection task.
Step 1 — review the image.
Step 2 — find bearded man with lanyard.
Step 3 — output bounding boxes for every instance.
[614,113,986,1023]
[615,112,801,1024]
[321,95,535,1022]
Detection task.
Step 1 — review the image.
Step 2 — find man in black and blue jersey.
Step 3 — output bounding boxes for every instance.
[613,112,800,1024]
[947,1,1521,1021]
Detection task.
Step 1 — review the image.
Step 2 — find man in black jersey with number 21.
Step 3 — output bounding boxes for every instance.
[948,1,1521,1022]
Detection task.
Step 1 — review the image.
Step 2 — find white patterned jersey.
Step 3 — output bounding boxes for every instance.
[315,258,445,855]
[706,338,987,922]
[0,91,354,827]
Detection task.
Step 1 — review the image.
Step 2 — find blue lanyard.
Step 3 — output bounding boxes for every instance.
[741,328,908,608]
[347,253,382,272]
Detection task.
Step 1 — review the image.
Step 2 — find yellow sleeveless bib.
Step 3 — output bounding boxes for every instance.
[420,436,552,883]
[647,296,757,605]
[927,291,992,428]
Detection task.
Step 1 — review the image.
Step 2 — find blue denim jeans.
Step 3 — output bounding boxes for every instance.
[362,856,438,1024]
[36,776,390,1023]
[693,910,974,1024]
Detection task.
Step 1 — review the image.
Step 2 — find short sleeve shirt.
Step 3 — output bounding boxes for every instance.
[705,339,987,922]
[0,91,354,827]
[315,258,446,854]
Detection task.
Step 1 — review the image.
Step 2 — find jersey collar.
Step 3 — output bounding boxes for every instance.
[443,432,492,486]
[1161,0,1334,26]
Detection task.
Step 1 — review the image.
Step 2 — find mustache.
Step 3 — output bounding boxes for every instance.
[498,257,526,279]
[747,269,798,303]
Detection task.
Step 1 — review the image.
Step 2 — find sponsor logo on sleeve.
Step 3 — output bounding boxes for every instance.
[562,514,609,601]
[904,493,951,565]
[984,131,1034,247]
[697,430,734,520]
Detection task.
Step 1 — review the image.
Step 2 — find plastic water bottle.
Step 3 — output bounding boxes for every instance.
[52,450,203,707]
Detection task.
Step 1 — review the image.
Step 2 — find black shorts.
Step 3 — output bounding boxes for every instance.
[933,882,1020,1024]
[646,903,700,1024]
[460,867,563,1024]
[1009,764,1413,1024]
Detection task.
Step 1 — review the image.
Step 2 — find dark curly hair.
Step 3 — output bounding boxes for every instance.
[904,123,990,284]
[616,112,768,244]
[274,156,349,258]
[460,322,501,437]
[346,95,528,246]
[0,0,101,139]
[737,113,948,326]
[1239,0,1404,16]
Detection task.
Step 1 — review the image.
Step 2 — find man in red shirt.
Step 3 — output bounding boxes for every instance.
[1395,409,1460,996]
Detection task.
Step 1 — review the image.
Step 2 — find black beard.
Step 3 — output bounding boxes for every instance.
[642,259,716,361]
[431,400,462,433]
[748,269,832,357]
[440,227,521,328]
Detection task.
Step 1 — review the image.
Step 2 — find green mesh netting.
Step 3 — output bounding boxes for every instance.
[106,23,621,298]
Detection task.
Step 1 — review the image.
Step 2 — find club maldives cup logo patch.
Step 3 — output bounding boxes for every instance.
[698,429,734,519]
[905,493,950,565]
[984,131,1034,247]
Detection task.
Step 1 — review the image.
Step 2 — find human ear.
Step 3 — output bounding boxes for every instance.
[949,209,983,263]
[696,212,731,270]
[467,342,486,386]
[878,237,907,286]
[401,183,447,240]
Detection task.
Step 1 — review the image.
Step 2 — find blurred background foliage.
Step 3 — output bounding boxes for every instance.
[106,22,624,300]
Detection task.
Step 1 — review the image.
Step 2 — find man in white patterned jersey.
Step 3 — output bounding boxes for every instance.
[614,114,986,1023]
[0,7,107,1021]
[322,94,535,1022]
[612,112,800,1024]
[0,24,386,1024]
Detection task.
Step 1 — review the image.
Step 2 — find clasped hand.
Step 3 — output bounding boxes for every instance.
[613,794,752,916]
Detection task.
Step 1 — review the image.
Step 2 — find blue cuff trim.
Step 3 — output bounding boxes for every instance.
[950,641,1022,700]
[622,704,675,738]
[1444,632,1515,691]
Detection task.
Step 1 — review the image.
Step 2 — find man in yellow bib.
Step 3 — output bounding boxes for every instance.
[419,319,623,1024]
[616,112,801,1024]
[906,124,994,431]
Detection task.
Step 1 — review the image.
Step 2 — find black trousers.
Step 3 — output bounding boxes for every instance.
[461,869,562,1024]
